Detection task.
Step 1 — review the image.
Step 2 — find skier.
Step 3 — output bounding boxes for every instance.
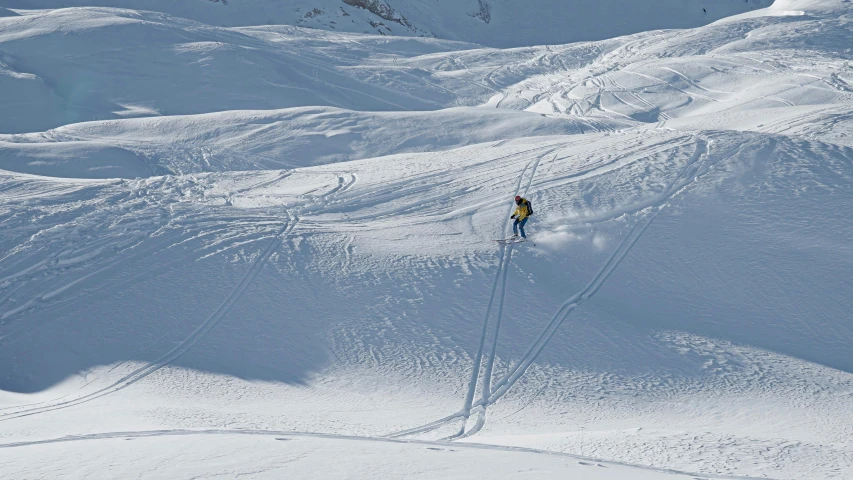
[510,195,533,241]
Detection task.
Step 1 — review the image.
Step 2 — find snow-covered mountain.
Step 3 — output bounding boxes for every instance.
[11,0,775,46]
[2,0,853,479]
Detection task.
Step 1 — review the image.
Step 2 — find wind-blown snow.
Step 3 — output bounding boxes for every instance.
[1,0,852,479]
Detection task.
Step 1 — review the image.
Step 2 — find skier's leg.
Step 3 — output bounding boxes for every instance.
[519,218,528,238]
[512,219,520,237]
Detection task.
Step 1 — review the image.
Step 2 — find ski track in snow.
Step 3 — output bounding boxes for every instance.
[391,137,713,440]
[0,167,366,419]
[486,139,710,404]
[0,215,298,422]
[0,429,777,480]
[387,151,548,441]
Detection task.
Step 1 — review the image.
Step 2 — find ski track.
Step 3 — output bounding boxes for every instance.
[1,166,364,418]
[660,67,734,95]
[448,243,508,439]
[0,429,775,480]
[0,215,298,422]
[391,136,712,440]
[0,230,199,337]
[392,150,545,440]
[0,211,281,340]
[321,143,563,223]
[605,72,672,121]
[447,158,534,439]
[468,152,544,437]
[231,170,293,196]
[0,168,349,340]
[454,152,542,438]
[486,137,710,405]
[623,69,719,103]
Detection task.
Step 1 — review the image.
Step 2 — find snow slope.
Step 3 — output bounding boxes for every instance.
[0,107,617,178]
[0,430,732,480]
[2,0,853,479]
[12,0,775,47]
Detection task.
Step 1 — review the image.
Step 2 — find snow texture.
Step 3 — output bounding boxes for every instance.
[1,0,852,479]
[12,0,775,47]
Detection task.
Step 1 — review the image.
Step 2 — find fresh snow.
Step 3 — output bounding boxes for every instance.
[1,0,853,479]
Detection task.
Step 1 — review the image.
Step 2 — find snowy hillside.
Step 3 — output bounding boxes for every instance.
[11,0,775,47]
[2,0,853,479]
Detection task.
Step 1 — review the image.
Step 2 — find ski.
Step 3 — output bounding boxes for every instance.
[493,238,526,245]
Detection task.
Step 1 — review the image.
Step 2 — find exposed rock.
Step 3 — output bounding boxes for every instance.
[341,0,413,29]
[472,0,491,24]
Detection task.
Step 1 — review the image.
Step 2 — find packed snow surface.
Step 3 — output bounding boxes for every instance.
[1,0,853,479]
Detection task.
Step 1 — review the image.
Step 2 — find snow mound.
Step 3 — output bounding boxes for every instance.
[0,107,615,178]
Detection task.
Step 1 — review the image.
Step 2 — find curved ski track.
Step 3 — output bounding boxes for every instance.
[0,428,775,480]
[1,170,357,418]
[389,152,544,440]
[390,136,712,440]
[0,214,299,422]
[3,134,712,440]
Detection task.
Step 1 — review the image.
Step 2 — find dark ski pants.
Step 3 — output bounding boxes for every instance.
[513,217,529,238]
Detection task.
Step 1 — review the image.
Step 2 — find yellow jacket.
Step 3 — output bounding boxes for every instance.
[512,198,532,221]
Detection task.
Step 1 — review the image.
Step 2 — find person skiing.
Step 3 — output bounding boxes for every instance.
[510,195,533,240]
